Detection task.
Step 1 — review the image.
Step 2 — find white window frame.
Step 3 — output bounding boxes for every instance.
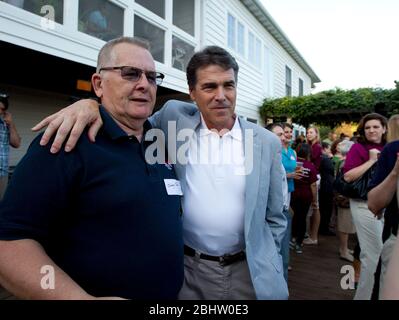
[285,65,292,97]
[227,12,236,50]
[237,20,245,57]
[299,78,304,96]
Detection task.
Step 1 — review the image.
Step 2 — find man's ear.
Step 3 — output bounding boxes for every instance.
[189,87,196,102]
[92,73,103,99]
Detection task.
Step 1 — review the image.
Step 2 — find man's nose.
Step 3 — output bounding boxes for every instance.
[135,72,151,90]
[214,87,226,101]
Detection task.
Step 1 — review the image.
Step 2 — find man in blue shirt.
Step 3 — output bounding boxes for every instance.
[0,37,183,299]
[0,93,21,200]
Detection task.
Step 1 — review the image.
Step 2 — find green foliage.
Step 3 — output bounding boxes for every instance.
[260,85,399,127]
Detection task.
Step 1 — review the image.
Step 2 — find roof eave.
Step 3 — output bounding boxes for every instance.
[240,0,321,86]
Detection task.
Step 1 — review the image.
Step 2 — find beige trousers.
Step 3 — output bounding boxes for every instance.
[178,255,256,300]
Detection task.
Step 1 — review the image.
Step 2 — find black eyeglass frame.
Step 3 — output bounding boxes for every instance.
[99,66,165,86]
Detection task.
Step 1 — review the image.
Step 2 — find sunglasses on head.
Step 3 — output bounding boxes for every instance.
[99,66,165,86]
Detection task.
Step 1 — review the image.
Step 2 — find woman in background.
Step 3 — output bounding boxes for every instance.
[343,113,387,300]
[304,126,322,245]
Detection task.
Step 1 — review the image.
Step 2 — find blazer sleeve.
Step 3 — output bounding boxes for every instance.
[265,139,287,253]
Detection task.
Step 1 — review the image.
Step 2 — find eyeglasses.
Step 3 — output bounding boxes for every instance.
[99,66,165,86]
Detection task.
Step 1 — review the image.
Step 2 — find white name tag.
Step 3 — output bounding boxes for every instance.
[164,179,183,196]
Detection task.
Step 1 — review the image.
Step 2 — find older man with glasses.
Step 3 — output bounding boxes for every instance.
[0,37,184,299]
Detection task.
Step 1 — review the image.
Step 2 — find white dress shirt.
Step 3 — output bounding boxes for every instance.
[182,116,246,256]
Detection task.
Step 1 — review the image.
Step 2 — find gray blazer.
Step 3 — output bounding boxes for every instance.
[150,100,288,300]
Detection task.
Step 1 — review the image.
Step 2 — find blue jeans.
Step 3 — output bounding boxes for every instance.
[281,208,292,282]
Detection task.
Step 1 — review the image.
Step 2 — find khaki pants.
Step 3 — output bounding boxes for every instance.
[178,255,256,300]
[0,175,8,201]
[350,199,383,300]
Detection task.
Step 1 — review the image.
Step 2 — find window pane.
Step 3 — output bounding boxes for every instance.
[255,38,261,67]
[136,0,165,19]
[285,66,292,97]
[173,0,194,36]
[299,78,304,96]
[2,0,64,24]
[227,14,236,50]
[78,0,123,41]
[237,22,245,56]
[172,36,195,71]
[248,32,255,63]
[134,15,165,63]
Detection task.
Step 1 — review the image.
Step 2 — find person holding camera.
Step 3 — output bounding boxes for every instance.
[0,93,21,200]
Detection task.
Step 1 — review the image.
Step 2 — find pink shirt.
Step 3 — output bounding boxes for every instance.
[343,142,385,173]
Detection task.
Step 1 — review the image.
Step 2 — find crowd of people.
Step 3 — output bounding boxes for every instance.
[0,36,398,300]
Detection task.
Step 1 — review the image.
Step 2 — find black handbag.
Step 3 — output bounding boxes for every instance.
[333,163,376,200]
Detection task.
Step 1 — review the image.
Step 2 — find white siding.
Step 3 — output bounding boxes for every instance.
[202,0,313,122]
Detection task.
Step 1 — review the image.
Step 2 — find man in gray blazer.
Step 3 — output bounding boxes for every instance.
[33,46,288,300]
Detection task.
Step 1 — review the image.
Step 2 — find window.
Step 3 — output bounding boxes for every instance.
[78,0,123,41]
[134,15,165,63]
[299,78,304,96]
[285,66,292,97]
[237,21,245,56]
[172,36,195,71]
[248,32,255,64]
[2,0,64,24]
[135,0,165,19]
[173,0,194,36]
[227,14,236,50]
[255,38,261,67]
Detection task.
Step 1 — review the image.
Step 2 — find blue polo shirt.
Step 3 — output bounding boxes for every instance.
[282,147,296,193]
[0,106,184,299]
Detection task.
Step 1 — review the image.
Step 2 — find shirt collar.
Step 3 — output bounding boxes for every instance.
[99,105,152,141]
[199,114,242,141]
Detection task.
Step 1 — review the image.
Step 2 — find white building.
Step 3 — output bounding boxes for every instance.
[0,0,319,167]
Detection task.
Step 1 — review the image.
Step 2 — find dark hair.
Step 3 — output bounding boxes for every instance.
[356,113,388,145]
[321,141,330,149]
[186,46,239,89]
[0,93,9,110]
[282,123,293,130]
[296,143,311,160]
[266,123,284,132]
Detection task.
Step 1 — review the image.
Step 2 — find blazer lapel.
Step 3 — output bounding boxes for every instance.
[240,119,261,238]
[173,109,201,185]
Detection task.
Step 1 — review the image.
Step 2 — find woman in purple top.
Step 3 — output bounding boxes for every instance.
[291,143,318,254]
[343,113,387,300]
[304,125,322,245]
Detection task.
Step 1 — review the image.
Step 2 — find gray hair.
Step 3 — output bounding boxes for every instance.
[338,140,354,156]
[96,36,150,73]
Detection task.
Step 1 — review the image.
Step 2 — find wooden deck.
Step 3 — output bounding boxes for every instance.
[288,234,356,300]
[0,234,356,300]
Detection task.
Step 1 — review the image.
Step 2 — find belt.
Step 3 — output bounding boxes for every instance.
[184,245,246,266]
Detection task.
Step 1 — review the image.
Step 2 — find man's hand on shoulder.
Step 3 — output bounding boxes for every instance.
[32,99,102,154]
